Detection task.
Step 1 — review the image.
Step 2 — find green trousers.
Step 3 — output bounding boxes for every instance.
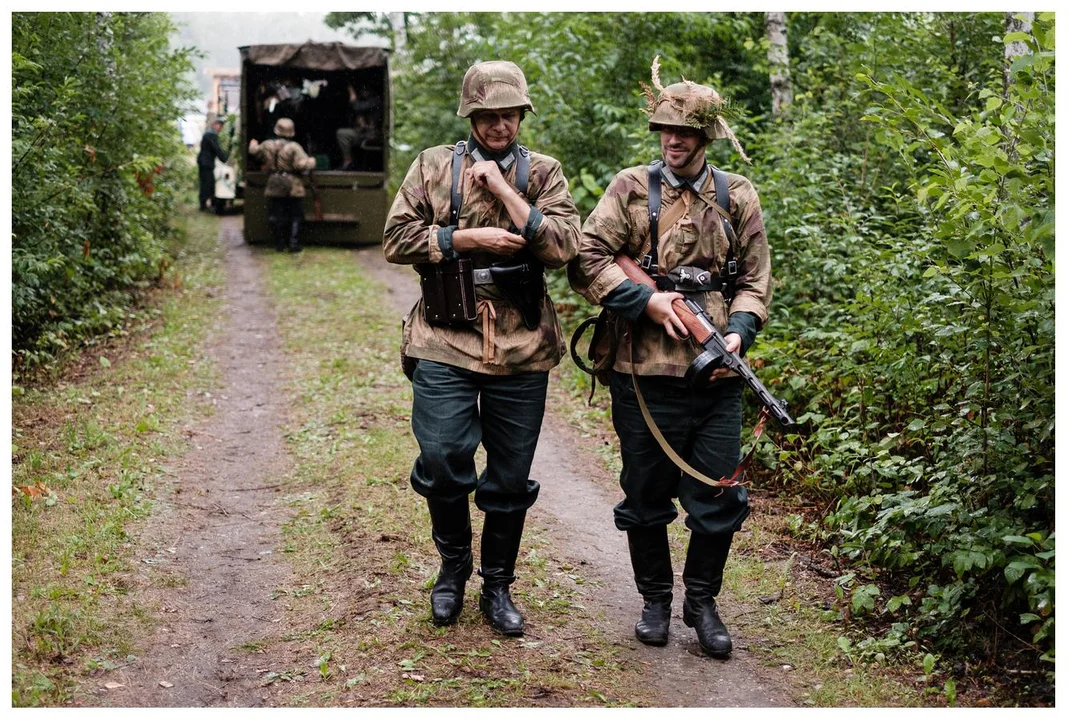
[609,371,750,536]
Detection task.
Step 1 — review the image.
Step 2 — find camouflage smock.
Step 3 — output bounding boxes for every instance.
[249,139,316,198]
[383,143,581,375]
[568,164,773,378]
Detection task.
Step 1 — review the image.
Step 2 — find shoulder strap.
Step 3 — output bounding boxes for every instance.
[709,165,739,300]
[644,160,663,272]
[450,141,531,227]
[515,145,530,196]
[450,141,466,225]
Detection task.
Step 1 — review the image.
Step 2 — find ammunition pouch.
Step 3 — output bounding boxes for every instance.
[416,258,477,325]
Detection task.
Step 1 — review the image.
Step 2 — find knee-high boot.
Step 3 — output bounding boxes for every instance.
[626,526,673,646]
[270,221,287,252]
[289,218,303,253]
[426,497,473,626]
[478,510,526,636]
[682,532,734,658]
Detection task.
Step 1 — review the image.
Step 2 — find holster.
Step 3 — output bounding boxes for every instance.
[488,254,544,331]
[417,258,477,325]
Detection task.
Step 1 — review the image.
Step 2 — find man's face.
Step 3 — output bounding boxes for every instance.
[660,126,706,173]
[471,109,522,152]
[212,122,224,132]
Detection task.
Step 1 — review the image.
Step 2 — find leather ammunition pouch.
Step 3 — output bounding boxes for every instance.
[416,258,477,325]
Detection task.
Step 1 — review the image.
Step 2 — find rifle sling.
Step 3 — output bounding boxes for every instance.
[627,332,767,489]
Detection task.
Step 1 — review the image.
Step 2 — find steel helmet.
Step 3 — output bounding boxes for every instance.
[642,56,750,162]
[273,118,296,138]
[456,61,536,118]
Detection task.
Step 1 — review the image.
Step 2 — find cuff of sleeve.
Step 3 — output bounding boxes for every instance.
[727,310,761,356]
[728,294,769,327]
[585,264,629,304]
[522,206,544,242]
[436,225,459,262]
[603,280,655,321]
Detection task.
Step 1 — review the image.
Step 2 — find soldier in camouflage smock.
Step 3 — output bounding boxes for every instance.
[248,118,317,252]
[568,60,773,658]
[383,61,580,637]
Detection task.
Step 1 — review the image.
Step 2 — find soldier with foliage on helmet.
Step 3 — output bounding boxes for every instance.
[567,58,773,658]
[383,61,580,636]
[248,117,317,252]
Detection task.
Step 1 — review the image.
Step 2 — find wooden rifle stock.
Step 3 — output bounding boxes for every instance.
[615,253,710,342]
[614,251,795,427]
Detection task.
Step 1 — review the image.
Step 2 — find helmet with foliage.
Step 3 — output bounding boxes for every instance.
[457,60,536,118]
[273,118,296,138]
[642,56,750,162]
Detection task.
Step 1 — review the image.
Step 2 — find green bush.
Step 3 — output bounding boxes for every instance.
[12,12,197,369]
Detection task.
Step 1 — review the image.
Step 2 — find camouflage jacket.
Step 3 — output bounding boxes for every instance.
[249,139,316,198]
[383,142,581,375]
[568,163,773,378]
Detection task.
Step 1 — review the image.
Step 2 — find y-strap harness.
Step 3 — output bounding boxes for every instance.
[450,140,530,224]
[642,160,739,303]
[633,161,763,491]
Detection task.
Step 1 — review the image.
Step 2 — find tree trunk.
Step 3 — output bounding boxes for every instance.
[765,12,793,117]
[390,11,407,52]
[1003,12,1034,99]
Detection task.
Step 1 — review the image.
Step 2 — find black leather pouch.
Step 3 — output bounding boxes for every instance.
[417,259,477,325]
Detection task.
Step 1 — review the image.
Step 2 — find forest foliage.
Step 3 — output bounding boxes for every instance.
[327,11,1055,683]
[8,10,1054,696]
[11,12,197,368]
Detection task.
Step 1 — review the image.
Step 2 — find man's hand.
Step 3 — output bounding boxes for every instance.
[710,333,742,379]
[465,161,513,198]
[452,226,526,256]
[644,292,689,341]
[248,139,260,154]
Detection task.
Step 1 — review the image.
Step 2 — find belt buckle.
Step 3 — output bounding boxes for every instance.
[473,268,494,285]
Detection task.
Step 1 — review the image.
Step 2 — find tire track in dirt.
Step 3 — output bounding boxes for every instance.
[356,247,793,708]
[93,217,296,707]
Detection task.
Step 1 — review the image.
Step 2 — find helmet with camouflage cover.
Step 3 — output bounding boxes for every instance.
[456,60,536,118]
[641,56,750,162]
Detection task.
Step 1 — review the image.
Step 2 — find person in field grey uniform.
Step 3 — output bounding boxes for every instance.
[197,119,228,212]
[382,61,581,636]
[248,118,316,252]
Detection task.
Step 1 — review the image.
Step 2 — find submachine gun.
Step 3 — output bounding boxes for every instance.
[616,252,795,428]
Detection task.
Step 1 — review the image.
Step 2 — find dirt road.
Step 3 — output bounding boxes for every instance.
[95,218,791,707]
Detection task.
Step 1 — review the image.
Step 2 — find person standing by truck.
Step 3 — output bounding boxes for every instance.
[248,118,316,252]
[382,61,580,637]
[197,118,228,212]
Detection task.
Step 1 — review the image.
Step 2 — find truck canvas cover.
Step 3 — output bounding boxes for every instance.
[240,42,388,71]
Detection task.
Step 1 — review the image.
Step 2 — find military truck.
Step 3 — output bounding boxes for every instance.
[239,42,390,245]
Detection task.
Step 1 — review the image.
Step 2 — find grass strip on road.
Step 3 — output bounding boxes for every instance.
[256,246,656,707]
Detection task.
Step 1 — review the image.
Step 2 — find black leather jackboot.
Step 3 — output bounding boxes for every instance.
[478,510,527,636]
[271,222,287,252]
[426,497,473,626]
[288,218,303,253]
[626,526,673,646]
[682,532,734,658]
